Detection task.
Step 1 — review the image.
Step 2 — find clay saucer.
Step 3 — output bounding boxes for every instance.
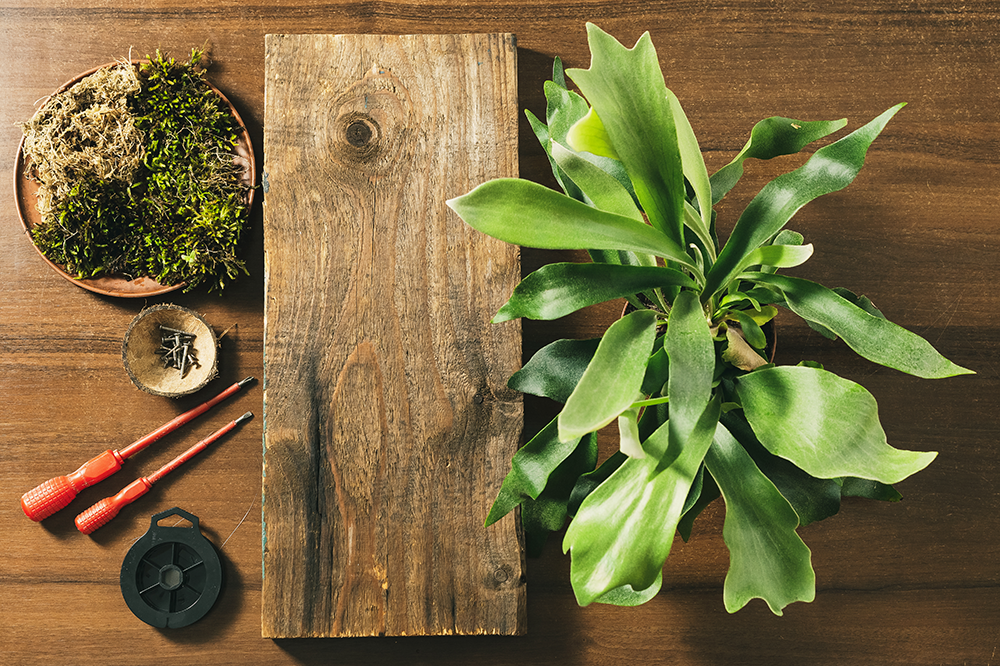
[13,60,256,298]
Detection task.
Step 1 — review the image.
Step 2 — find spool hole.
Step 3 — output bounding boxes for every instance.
[159,564,184,591]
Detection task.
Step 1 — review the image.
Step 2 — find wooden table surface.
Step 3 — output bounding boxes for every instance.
[1,1,997,664]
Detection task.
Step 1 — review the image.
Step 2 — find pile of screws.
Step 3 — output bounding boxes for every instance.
[156,325,200,377]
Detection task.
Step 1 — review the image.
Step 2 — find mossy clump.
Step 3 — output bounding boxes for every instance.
[20,50,251,292]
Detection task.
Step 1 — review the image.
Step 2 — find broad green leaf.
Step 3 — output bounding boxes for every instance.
[684,200,717,265]
[526,109,584,202]
[486,416,590,526]
[702,104,905,300]
[745,305,779,325]
[542,75,638,204]
[549,142,642,222]
[574,154,640,215]
[567,23,685,242]
[743,285,786,307]
[526,107,551,144]
[711,116,849,204]
[546,138,651,272]
[762,230,805,274]
[719,290,760,311]
[837,288,884,319]
[737,365,938,484]
[669,90,713,238]
[543,78,638,202]
[618,407,644,458]
[726,311,767,350]
[565,454,680,604]
[566,106,619,160]
[592,572,663,606]
[677,468,720,541]
[520,498,559,557]
[680,464,706,517]
[665,290,715,457]
[447,179,700,275]
[544,79,589,138]
[563,398,721,605]
[551,55,567,88]
[641,344,670,396]
[559,309,658,441]
[494,263,695,322]
[529,76,591,201]
[568,450,627,517]
[721,412,842,526]
[722,326,768,371]
[840,477,902,502]
[508,338,600,403]
[772,229,805,246]
[529,65,584,169]
[520,428,600,556]
[735,243,814,276]
[706,424,815,614]
[804,285,885,339]
[745,272,973,379]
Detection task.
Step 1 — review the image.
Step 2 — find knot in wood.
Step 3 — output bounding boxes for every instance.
[346,120,373,147]
[324,72,415,183]
[338,112,380,158]
[487,563,515,590]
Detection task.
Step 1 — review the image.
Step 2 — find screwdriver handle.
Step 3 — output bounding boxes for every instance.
[20,377,254,522]
[74,477,152,535]
[20,449,124,521]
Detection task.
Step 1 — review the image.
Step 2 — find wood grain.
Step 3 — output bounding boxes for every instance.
[261,33,524,637]
[0,1,998,664]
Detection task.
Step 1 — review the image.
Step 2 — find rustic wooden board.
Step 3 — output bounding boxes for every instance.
[260,33,523,638]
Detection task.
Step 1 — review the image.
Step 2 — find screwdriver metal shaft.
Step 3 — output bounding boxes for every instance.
[21,377,255,521]
[75,412,253,534]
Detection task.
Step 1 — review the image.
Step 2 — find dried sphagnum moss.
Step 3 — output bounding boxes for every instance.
[20,51,249,292]
[21,61,145,222]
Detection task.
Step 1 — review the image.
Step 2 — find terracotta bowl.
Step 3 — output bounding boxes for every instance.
[13,60,256,298]
[122,305,219,398]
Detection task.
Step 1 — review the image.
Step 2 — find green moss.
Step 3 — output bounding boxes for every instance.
[22,50,251,292]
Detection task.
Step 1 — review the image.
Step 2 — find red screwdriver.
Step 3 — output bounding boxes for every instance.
[75,411,253,534]
[21,376,255,521]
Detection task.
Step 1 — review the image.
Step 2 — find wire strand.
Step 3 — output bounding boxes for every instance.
[221,499,255,550]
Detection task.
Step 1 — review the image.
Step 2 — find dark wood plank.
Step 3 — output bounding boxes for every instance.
[261,33,523,637]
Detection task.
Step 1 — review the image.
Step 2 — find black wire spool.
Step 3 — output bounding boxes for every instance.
[120,507,223,628]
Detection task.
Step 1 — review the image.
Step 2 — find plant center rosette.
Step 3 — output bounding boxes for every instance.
[447,23,973,613]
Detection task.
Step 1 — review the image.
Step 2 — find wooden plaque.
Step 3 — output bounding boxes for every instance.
[261,33,524,637]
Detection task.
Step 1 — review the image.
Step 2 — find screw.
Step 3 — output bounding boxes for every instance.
[155,325,198,376]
